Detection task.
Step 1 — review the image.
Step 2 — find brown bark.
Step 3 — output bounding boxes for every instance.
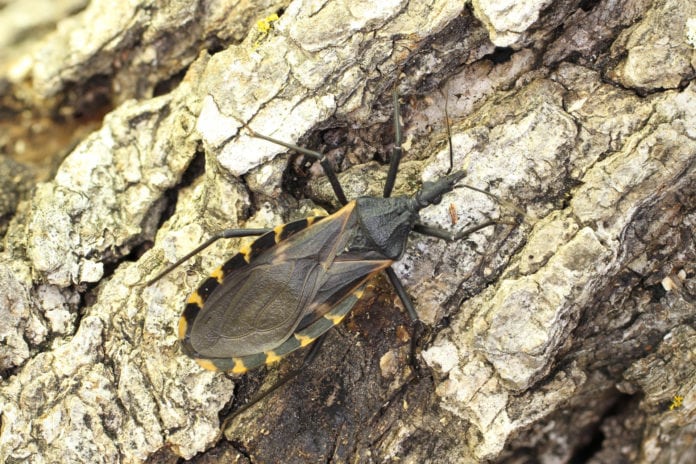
[0,0,694,463]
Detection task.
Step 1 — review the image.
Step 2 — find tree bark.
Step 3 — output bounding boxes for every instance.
[0,0,694,463]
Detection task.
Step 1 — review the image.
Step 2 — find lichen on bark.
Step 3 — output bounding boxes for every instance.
[0,0,694,463]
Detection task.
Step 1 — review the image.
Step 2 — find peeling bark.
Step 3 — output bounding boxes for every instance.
[0,0,694,463]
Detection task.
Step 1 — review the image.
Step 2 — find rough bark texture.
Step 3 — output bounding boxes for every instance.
[0,0,695,463]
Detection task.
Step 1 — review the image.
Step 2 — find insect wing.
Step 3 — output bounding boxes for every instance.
[184,202,362,359]
[189,258,324,357]
[297,257,392,330]
[208,258,392,373]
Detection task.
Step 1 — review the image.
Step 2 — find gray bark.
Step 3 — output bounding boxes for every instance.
[0,0,694,463]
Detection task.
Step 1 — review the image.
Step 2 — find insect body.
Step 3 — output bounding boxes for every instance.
[179,171,467,373]
[149,91,503,375]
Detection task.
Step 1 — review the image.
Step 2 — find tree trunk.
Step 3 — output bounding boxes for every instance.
[0,0,694,463]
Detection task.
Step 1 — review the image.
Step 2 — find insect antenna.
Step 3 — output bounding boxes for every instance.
[439,86,528,223]
[413,219,508,242]
[453,182,529,221]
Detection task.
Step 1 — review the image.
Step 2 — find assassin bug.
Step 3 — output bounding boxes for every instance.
[147,91,507,375]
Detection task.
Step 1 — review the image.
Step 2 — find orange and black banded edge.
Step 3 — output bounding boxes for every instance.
[191,283,368,374]
[177,216,326,371]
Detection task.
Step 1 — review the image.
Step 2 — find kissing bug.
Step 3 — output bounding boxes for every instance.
[147,91,509,377]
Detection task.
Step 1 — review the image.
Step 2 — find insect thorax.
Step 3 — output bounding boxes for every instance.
[346,196,418,261]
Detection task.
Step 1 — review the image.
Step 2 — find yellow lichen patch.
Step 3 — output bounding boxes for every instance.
[257,13,279,33]
[253,13,280,48]
[670,394,684,411]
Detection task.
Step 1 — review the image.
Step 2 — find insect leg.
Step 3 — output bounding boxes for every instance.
[145,228,270,286]
[238,122,349,206]
[220,334,328,429]
[383,89,402,198]
[385,266,418,320]
[385,267,428,378]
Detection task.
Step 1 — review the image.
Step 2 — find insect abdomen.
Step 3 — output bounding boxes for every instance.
[178,217,325,365]
[188,283,367,373]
